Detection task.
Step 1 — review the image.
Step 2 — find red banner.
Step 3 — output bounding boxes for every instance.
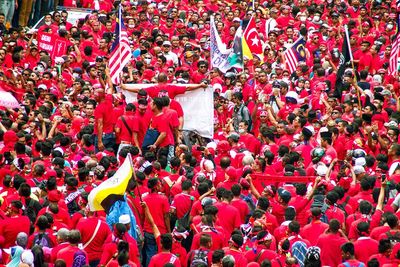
[37,32,54,55]
[37,33,68,60]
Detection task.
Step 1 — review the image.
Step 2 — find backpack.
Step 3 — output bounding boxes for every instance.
[33,232,52,248]
[23,199,37,224]
[190,249,209,267]
[342,261,365,267]
[385,231,400,246]
[292,241,308,267]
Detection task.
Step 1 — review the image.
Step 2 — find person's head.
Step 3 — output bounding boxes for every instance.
[341,242,355,260]
[357,221,370,237]
[199,233,212,248]
[160,233,173,251]
[222,255,235,267]
[328,219,341,233]
[68,230,81,245]
[378,239,392,256]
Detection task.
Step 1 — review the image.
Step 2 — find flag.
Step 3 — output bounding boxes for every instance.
[88,154,134,212]
[335,25,353,90]
[210,16,233,73]
[389,13,399,76]
[243,16,263,60]
[284,36,307,73]
[109,5,132,85]
[228,27,243,69]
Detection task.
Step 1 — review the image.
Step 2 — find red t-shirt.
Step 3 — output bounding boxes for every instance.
[354,237,379,264]
[94,95,115,134]
[0,215,30,248]
[76,217,111,262]
[338,259,366,267]
[231,198,250,223]
[115,112,139,143]
[147,84,186,99]
[316,232,347,267]
[57,245,89,267]
[143,192,170,234]
[171,193,193,219]
[148,252,181,267]
[214,202,242,236]
[300,220,329,246]
[151,113,172,148]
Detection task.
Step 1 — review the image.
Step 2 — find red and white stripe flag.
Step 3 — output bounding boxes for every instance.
[284,36,306,73]
[389,34,399,76]
[109,5,132,85]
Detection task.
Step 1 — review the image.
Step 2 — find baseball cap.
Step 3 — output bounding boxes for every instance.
[119,214,131,224]
[353,165,365,175]
[162,40,171,46]
[277,188,291,202]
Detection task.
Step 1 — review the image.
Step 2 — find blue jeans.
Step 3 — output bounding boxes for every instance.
[143,232,157,267]
[93,133,116,153]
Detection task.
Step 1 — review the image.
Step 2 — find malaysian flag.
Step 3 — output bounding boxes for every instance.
[109,5,132,85]
[389,13,399,76]
[284,36,306,73]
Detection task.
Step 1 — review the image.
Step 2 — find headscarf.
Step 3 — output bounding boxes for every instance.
[6,246,23,267]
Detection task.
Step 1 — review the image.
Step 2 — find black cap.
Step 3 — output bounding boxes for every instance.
[302,127,313,138]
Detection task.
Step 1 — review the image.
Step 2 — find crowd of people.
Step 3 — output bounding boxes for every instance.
[0,0,399,266]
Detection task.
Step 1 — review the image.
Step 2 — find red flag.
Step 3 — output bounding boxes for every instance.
[243,16,263,55]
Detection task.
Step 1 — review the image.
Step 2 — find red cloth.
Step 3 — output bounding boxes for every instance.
[143,192,170,234]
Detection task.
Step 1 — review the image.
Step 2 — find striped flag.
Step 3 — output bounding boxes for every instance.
[284,36,306,73]
[109,5,132,85]
[389,13,399,76]
[88,154,134,212]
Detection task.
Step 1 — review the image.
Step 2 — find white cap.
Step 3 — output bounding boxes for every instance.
[316,163,328,176]
[355,157,366,166]
[353,165,365,175]
[118,214,131,224]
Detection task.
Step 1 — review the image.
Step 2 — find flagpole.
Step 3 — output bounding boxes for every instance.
[128,153,143,202]
[118,4,123,85]
[344,25,361,110]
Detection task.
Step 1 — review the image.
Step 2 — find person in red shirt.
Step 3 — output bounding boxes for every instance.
[214,189,242,237]
[121,72,207,100]
[143,178,171,266]
[0,200,30,249]
[145,97,171,153]
[93,85,115,152]
[149,233,182,267]
[231,184,250,223]
[222,233,248,266]
[76,212,111,266]
[301,207,329,246]
[339,242,366,267]
[354,221,379,264]
[245,230,278,264]
[51,228,70,263]
[369,239,393,266]
[316,219,348,267]
[115,103,140,155]
[57,230,89,266]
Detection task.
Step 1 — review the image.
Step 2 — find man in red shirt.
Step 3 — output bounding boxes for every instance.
[51,228,70,262]
[122,72,208,100]
[144,97,171,154]
[214,189,242,237]
[0,200,30,249]
[115,103,140,155]
[316,219,348,267]
[149,233,181,267]
[338,242,366,267]
[354,222,379,264]
[301,207,329,246]
[143,178,171,266]
[57,230,89,266]
[93,84,115,152]
[76,212,111,266]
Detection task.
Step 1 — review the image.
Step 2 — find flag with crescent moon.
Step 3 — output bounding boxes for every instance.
[243,16,263,60]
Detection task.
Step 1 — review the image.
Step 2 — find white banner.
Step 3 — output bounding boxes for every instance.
[122,84,214,138]
[210,16,232,73]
